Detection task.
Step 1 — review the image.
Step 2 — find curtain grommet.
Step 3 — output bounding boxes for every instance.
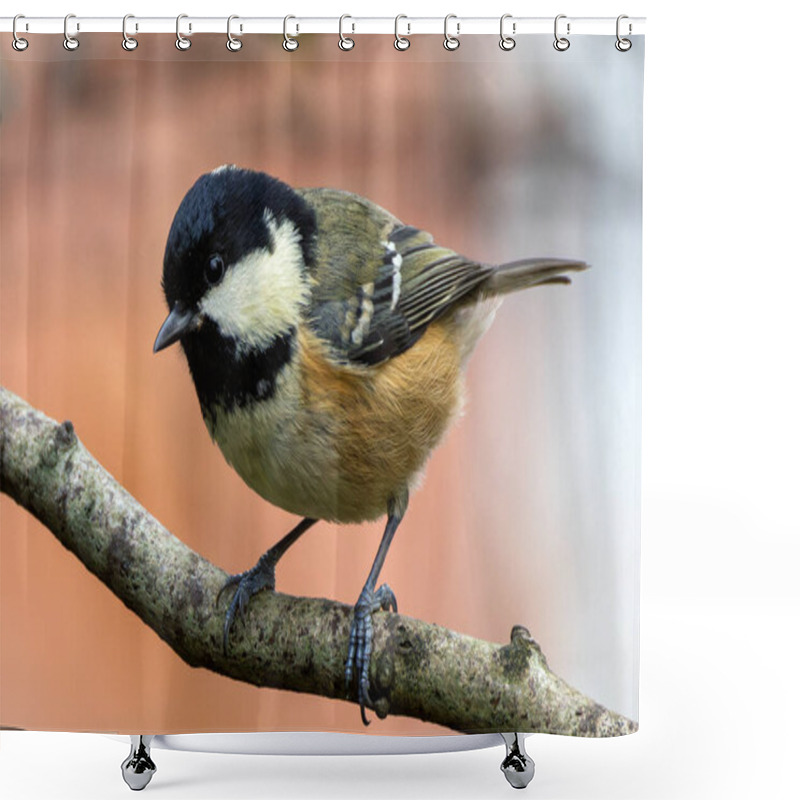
[499,14,516,51]
[63,13,80,51]
[338,14,355,51]
[226,15,243,52]
[394,15,410,51]
[12,14,29,51]
[122,14,138,51]
[283,15,299,51]
[443,14,460,51]
[176,14,191,51]
[615,15,632,51]
[554,14,570,51]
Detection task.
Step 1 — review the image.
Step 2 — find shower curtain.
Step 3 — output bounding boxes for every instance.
[0,28,642,740]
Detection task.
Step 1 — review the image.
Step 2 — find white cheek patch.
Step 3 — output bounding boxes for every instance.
[199,217,310,352]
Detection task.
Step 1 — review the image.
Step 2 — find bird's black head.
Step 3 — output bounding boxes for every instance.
[154,166,317,418]
[159,166,316,321]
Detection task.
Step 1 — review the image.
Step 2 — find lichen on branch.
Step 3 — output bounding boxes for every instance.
[0,385,636,736]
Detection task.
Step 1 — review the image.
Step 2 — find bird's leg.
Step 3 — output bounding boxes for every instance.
[218,517,317,654]
[345,492,407,725]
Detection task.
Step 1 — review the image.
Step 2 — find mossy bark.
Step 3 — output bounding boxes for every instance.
[0,386,636,736]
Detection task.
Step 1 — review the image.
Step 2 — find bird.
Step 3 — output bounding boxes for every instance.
[154,165,587,724]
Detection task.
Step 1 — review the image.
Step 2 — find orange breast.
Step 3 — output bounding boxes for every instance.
[297,321,464,522]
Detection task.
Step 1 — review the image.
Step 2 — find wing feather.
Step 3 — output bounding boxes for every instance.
[299,188,493,366]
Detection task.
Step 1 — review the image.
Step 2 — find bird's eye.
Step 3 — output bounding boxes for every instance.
[205,254,225,286]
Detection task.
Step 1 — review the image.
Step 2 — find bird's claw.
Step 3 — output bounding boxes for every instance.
[217,556,277,655]
[345,583,397,725]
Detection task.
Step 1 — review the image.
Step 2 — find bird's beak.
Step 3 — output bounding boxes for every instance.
[153,302,196,353]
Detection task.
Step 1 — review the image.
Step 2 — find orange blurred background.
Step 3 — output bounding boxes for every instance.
[1,35,641,735]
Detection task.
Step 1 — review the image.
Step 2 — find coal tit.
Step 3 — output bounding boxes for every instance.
[154,165,586,723]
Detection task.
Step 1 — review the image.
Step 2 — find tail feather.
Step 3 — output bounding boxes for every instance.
[483,258,589,297]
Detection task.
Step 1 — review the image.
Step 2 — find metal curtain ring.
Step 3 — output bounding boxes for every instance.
[283,15,299,51]
[443,14,460,51]
[394,14,410,50]
[499,14,515,51]
[615,14,632,51]
[176,14,191,50]
[122,14,138,51]
[12,14,29,51]
[339,14,354,50]
[553,14,570,51]
[63,13,79,51]
[227,15,242,51]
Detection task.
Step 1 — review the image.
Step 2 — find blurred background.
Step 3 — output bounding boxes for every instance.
[0,34,642,735]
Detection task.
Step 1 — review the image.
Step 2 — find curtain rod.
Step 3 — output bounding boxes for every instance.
[1,16,646,37]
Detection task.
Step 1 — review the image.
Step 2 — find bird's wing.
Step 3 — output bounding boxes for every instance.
[298,187,493,366]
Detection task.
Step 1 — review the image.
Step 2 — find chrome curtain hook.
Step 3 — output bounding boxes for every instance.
[394,14,410,51]
[227,15,243,51]
[553,14,570,51]
[283,14,300,53]
[443,14,460,51]
[615,14,632,51]
[339,14,355,50]
[283,15,299,51]
[499,14,516,51]
[122,14,138,51]
[63,13,79,51]
[12,14,29,51]
[176,13,191,50]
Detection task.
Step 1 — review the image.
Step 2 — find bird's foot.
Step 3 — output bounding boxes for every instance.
[217,552,277,654]
[345,582,397,725]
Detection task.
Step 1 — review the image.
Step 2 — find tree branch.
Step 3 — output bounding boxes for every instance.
[0,385,636,736]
